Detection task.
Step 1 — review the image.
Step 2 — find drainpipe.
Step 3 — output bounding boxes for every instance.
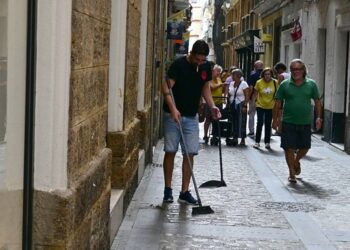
[23,0,37,249]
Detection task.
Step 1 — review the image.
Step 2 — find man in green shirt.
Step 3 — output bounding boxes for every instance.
[272,59,322,183]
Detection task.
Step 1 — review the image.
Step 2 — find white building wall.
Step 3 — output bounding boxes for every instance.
[108,0,128,132]
[189,0,215,62]
[34,0,72,191]
[281,0,350,147]
[324,0,349,113]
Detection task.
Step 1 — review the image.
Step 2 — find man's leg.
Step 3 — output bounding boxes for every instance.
[163,152,176,188]
[181,154,194,192]
[248,100,255,134]
[294,148,308,175]
[178,116,199,205]
[162,112,180,202]
[284,148,296,181]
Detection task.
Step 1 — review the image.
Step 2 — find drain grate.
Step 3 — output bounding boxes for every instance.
[258,201,323,212]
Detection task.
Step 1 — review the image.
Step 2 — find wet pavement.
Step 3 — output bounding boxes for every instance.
[111,131,350,249]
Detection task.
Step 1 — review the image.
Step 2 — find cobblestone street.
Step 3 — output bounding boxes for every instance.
[111,131,350,250]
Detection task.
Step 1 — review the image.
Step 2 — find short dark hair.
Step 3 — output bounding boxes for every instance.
[274,62,287,71]
[191,40,209,56]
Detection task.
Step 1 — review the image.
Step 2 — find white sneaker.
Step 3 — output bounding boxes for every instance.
[253,143,260,149]
[265,143,271,149]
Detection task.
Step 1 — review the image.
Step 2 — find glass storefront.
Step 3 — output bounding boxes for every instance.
[0,0,28,249]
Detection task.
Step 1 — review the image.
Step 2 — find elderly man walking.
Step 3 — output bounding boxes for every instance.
[272,59,322,183]
[247,60,264,136]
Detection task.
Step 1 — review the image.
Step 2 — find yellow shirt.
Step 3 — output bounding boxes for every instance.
[254,78,278,109]
[211,77,223,105]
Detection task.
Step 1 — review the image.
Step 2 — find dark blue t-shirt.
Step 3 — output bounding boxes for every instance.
[163,56,212,116]
[248,69,262,87]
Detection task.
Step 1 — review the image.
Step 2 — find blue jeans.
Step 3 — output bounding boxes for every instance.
[163,112,199,155]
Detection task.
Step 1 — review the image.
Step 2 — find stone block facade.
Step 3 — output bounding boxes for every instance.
[33,0,112,249]
[33,0,165,247]
[33,149,111,249]
[107,0,144,211]
[124,0,141,128]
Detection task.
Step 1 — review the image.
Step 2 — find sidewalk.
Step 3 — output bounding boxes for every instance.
[111,132,350,249]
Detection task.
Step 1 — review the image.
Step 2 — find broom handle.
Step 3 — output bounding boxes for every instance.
[177,120,203,207]
[217,120,224,182]
[165,78,203,207]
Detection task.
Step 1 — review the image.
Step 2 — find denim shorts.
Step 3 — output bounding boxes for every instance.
[281,122,311,149]
[163,112,199,155]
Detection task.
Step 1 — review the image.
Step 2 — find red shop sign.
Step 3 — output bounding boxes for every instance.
[290,19,302,42]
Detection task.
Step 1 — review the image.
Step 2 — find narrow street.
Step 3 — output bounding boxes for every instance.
[112,130,350,249]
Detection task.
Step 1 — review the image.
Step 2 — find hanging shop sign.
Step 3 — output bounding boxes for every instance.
[254,36,264,53]
[167,9,187,40]
[232,30,260,51]
[290,19,302,42]
[166,21,185,40]
[261,33,272,42]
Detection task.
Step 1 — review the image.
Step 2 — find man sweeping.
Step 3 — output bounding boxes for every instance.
[162,40,221,204]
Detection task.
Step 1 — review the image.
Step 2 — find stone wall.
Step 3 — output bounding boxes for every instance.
[33,0,112,248]
[107,0,142,212]
[124,0,141,128]
[33,149,111,249]
[138,0,156,162]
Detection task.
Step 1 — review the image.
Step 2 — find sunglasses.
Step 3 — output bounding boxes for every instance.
[291,67,303,72]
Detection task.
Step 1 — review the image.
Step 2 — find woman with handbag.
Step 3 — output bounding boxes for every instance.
[227,69,250,146]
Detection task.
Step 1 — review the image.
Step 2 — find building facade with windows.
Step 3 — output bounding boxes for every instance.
[279,0,350,153]
[0,0,169,248]
[221,0,261,78]
[253,0,283,68]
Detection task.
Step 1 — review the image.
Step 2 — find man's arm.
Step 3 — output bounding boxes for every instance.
[202,82,221,120]
[272,100,282,130]
[162,78,181,123]
[314,99,323,130]
[210,80,223,90]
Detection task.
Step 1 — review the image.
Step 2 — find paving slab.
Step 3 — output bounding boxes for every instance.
[111,132,350,250]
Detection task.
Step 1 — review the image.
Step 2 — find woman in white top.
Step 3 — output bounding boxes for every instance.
[227,69,250,146]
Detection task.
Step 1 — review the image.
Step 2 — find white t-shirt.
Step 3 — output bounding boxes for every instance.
[229,80,249,104]
[281,72,290,81]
